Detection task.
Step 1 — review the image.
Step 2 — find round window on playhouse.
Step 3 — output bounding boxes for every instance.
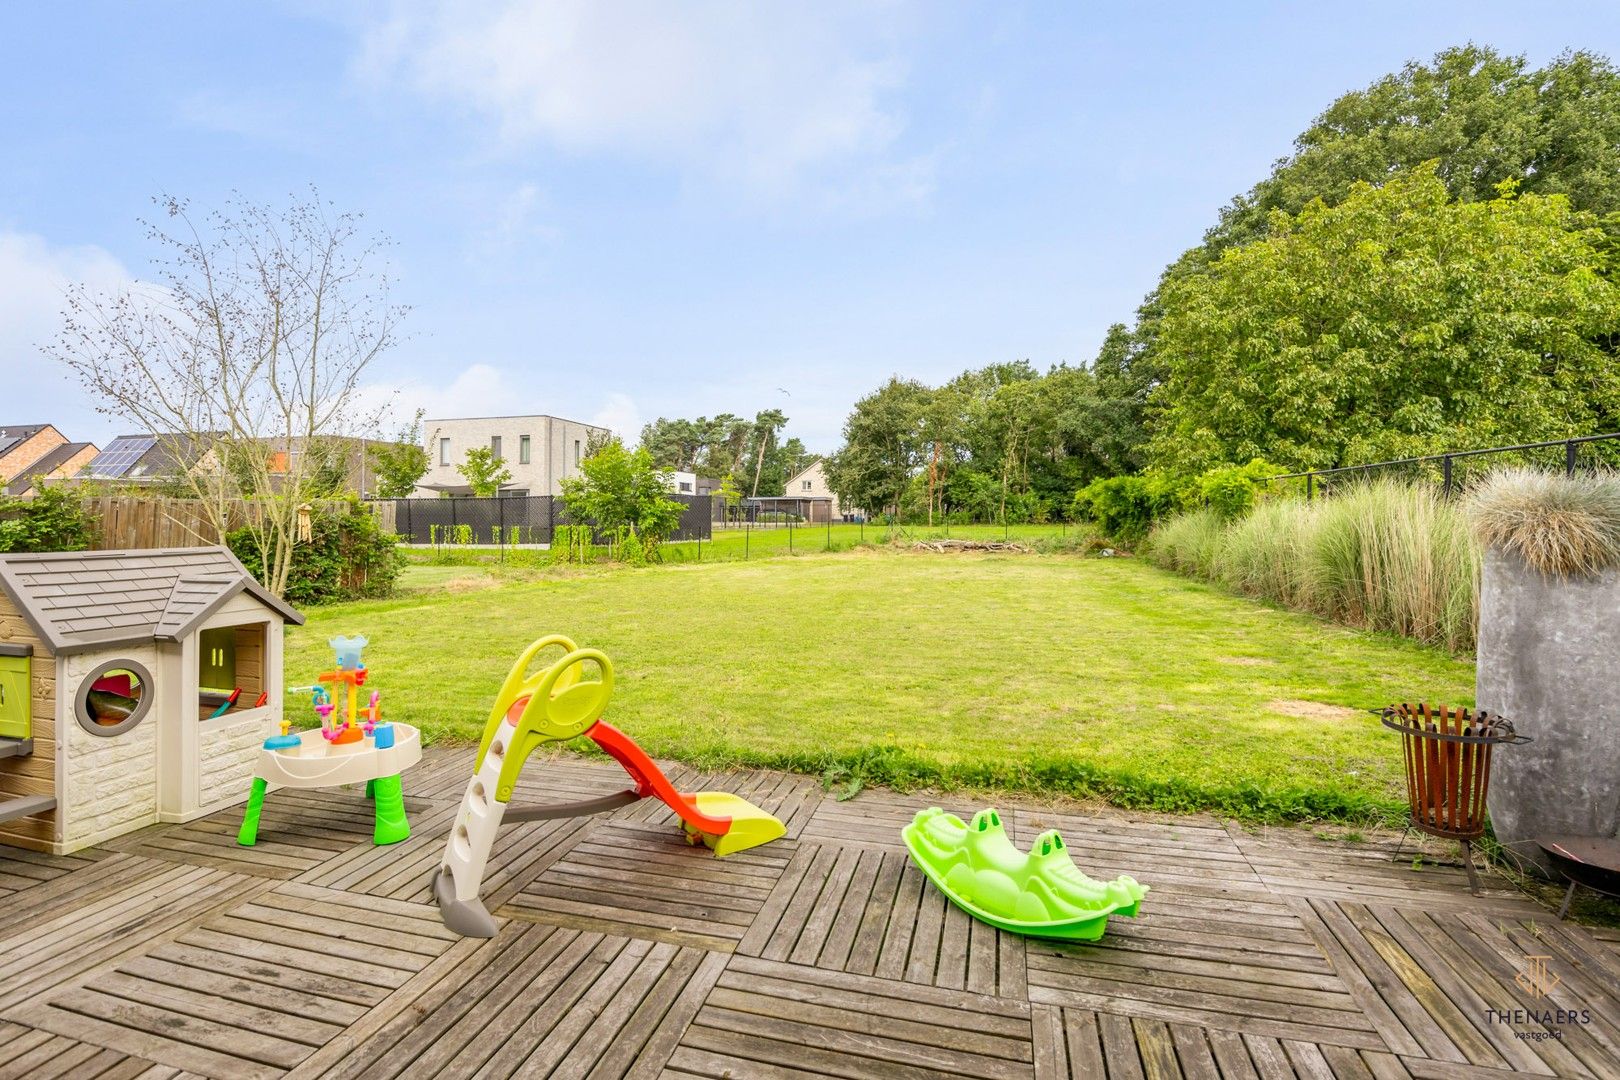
[74,659,155,737]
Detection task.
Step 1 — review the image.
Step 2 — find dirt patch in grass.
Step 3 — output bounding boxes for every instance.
[1219,656,1276,667]
[1267,699,1363,722]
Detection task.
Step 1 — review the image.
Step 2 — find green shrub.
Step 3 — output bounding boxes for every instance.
[1075,460,1275,541]
[0,487,95,552]
[229,501,403,606]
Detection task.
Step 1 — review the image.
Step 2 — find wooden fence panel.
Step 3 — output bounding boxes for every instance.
[79,497,384,552]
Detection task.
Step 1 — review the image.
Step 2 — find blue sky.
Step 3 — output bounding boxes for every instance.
[4,2,1619,454]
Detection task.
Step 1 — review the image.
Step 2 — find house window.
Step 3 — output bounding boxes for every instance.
[439,438,450,466]
[802,480,812,491]
[268,451,289,473]
[491,436,503,461]
[75,658,155,737]
[679,481,692,493]
[519,435,531,464]
[573,440,581,467]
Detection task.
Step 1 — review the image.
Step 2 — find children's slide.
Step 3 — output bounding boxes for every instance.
[903,807,1147,941]
[434,636,785,937]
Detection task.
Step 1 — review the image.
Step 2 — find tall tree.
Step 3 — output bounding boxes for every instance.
[825,378,931,518]
[52,190,403,596]
[1147,166,1620,472]
[370,409,431,498]
[1116,46,1620,475]
[1209,46,1620,253]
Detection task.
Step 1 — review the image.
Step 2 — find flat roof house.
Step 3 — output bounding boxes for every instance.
[416,415,610,497]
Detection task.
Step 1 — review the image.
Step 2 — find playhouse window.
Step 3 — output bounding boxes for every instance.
[75,659,154,737]
[197,622,267,722]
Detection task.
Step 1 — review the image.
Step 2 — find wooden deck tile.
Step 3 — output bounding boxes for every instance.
[670,954,1034,1080]
[738,840,1028,998]
[310,923,723,1080]
[0,1022,179,1080]
[0,857,264,1012]
[6,881,459,1080]
[0,845,106,901]
[1024,883,1386,1052]
[500,819,797,951]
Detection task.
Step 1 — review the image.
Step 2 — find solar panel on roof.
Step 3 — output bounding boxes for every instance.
[84,435,158,478]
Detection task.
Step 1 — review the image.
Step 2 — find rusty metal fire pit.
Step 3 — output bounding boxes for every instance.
[1381,702,1528,895]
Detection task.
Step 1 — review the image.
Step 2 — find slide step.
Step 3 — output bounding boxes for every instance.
[0,794,54,824]
[0,738,34,760]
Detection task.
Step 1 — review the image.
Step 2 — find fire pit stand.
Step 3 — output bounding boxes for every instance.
[1381,703,1528,895]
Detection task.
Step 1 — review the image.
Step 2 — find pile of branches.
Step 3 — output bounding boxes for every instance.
[907,538,1033,554]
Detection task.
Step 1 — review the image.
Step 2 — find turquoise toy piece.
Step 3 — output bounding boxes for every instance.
[902,807,1147,941]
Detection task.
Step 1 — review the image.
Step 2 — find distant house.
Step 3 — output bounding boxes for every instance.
[784,459,856,520]
[77,434,202,484]
[78,434,397,496]
[4,441,99,497]
[0,425,72,484]
[416,414,610,497]
[667,471,722,497]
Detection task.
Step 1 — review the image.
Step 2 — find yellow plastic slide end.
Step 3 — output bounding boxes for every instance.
[684,792,786,857]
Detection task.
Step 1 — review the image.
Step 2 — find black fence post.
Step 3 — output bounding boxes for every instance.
[1567,440,1578,477]
[745,518,750,561]
[498,496,507,564]
[1306,474,1313,502]
[826,516,831,552]
[1442,455,1453,498]
[789,520,794,554]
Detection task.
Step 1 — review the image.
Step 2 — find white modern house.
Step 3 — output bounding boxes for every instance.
[416,415,610,497]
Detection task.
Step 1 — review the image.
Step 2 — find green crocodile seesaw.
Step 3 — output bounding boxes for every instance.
[902,807,1147,941]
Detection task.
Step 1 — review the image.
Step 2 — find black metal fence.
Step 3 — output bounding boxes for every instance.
[1264,432,1620,499]
[383,494,712,545]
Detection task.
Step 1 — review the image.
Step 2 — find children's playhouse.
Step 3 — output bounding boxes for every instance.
[0,547,303,853]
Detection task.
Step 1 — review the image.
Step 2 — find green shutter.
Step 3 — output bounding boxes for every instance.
[0,654,29,740]
[199,627,236,693]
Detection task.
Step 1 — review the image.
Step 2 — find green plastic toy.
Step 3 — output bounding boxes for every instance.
[902,807,1147,941]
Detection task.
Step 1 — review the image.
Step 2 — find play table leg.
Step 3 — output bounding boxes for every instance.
[237,776,267,847]
[365,778,375,799]
[371,774,410,845]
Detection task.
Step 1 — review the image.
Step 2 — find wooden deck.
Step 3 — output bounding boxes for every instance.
[0,746,1616,1079]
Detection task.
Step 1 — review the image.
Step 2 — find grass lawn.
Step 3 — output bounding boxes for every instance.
[285,549,1474,822]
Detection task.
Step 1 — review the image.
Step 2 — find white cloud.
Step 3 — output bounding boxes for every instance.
[358,0,930,204]
[590,391,642,443]
[0,232,133,443]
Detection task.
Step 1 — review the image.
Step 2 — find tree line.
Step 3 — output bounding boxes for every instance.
[828,45,1620,521]
[638,410,817,497]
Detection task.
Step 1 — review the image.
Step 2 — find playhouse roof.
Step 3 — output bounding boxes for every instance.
[0,546,303,654]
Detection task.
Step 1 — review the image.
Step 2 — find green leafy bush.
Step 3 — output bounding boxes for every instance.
[230,500,403,606]
[0,487,95,552]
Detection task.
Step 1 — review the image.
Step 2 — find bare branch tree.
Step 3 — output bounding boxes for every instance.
[50,189,406,595]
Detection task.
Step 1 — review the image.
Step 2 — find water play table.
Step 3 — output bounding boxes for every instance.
[237,722,422,846]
